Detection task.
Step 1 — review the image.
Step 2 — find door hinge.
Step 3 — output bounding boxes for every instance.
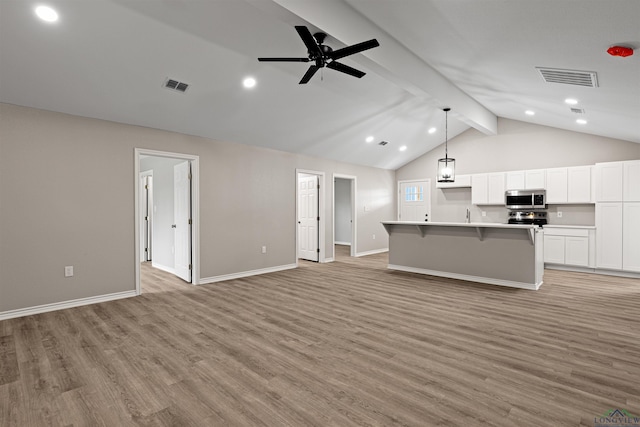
[317,248,320,253]
[145,216,148,221]
[188,264,192,270]
[188,219,192,225]
[317,184,320,189]
[144,248,148,252]
[317,216,320,221]
[145,184,148,189]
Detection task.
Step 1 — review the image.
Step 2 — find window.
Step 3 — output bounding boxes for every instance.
[405,185,423,202]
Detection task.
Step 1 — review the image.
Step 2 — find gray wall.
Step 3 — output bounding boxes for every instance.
[397,118,640,225]
[0,103,394,313]
[334,178,352,244]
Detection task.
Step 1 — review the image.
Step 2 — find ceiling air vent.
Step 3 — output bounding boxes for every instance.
[536,67,599,88]
[378,141,389,146]
[570,107,586,114]
[164,78,189,93]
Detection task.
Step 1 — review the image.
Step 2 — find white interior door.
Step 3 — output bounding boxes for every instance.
[399,180,430,221]
[174,161,191,282]
[298,174,319,261]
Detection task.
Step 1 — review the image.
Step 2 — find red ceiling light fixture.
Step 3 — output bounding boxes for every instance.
[607,45,634,57]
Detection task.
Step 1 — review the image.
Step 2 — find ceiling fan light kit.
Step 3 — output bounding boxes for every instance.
[258,26,379,84]
[437,108,455,183]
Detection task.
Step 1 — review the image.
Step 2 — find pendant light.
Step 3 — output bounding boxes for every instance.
[437,107,455,182]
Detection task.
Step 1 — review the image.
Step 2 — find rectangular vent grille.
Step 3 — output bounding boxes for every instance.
[570,108,585,114]
[164,78,189,92]
[536,67,598,87]
[378,141,389,146]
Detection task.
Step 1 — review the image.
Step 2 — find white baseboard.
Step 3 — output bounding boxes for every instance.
[355,248,389,257]
[0,290,137,321]
[387,264,541,291]
[152,262,176,275]
[324,257,335,263]
[334,241,351,246]
[199,263,297,284]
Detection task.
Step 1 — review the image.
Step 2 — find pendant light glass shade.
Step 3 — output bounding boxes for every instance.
[437,108,455,183]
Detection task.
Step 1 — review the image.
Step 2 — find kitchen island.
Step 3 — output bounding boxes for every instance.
[381,221,544,290]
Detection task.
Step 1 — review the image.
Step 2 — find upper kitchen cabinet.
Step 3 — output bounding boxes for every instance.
[595,160,640,202]
[623,160,640,202]
[472,172,505,205]
[595,161,624,202]
[505,169,545,190]
[547,165,593,204]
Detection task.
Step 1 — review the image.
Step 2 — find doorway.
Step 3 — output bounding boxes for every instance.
[134,149,200,295]
[398,179,431,221]
[333,174,357,259]
[296,169,325,263]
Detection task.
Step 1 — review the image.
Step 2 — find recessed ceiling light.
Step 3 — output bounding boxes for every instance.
[576,118,587,125]
[428,127,437,134]
[365,136,374,143]
[242,77,256,89]
[399,145,407,152]
[35,5,58,22]
[525,110,535,116]
[565,98,578,105]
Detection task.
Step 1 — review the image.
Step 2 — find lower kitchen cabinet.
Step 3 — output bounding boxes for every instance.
[544,227,594,268]
[596,203,624,270]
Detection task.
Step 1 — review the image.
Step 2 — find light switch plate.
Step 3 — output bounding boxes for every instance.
[65,266,73,277]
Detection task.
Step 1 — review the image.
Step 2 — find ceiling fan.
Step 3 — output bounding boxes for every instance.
[258,26,380,84]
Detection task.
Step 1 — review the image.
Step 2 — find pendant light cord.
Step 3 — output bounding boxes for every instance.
[444,107,450,160]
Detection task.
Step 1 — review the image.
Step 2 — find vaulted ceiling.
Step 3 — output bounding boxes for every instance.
[1,0,638,169]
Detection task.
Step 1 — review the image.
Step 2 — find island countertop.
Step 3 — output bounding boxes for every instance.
[382,221,544,290]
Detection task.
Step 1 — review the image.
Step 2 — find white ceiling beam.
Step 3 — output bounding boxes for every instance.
[270,0,497,135]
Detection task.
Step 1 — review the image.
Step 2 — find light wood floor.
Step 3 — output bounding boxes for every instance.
[1,252,639,426]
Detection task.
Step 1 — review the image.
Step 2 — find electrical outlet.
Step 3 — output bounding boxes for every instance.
[372,234,376,240]
[261,246,267,254]
[557,211,563,218]
[64,266,73,277]
[482,211,487,217]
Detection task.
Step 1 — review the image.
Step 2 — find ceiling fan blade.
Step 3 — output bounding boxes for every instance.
[295,26,322,57]
[299,65,320,84]
[330,39,380,60]
[327,61,366,78]
[258,57,310,62]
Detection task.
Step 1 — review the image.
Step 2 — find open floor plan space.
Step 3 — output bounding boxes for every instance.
[1,253,639,426]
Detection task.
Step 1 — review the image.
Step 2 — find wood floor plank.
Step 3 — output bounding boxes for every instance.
[1,255,639,426]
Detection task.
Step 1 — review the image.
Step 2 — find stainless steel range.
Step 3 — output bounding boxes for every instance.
[507,210,548,226]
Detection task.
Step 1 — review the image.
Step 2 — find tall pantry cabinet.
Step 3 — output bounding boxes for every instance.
[595,160,640,272]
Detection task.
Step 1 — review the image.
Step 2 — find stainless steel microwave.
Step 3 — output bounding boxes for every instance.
[505,189,546,209]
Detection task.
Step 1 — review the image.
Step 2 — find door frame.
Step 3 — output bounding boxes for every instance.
[333,173,357,257]
[134,148,200,295]
[295,169,326,264]
[397,178,431,221]
[139,170,153,262]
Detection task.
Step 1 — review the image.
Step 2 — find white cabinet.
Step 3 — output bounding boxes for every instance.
[472,173,505,205]
[623,160,640,202]
[567,166,593,203]
[506,171,525,190]
[436,174,471,189]
[596,202,623,270]
[595,162,624,202]
[526,169,546,189]
[544,227,592,267]
[623,202,640,272]
[546,168,568,203]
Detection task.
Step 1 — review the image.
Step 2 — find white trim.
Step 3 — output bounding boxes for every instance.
[387,264,542,290]
[324,257,335,263]
[151,262,176,275]
[0,291,137,321]
[355,248,389,257]
[200,263,297,284]
[296,169,326,263]
[545,264,640,278]
[333,173,357,257]
[135,148,200,295]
